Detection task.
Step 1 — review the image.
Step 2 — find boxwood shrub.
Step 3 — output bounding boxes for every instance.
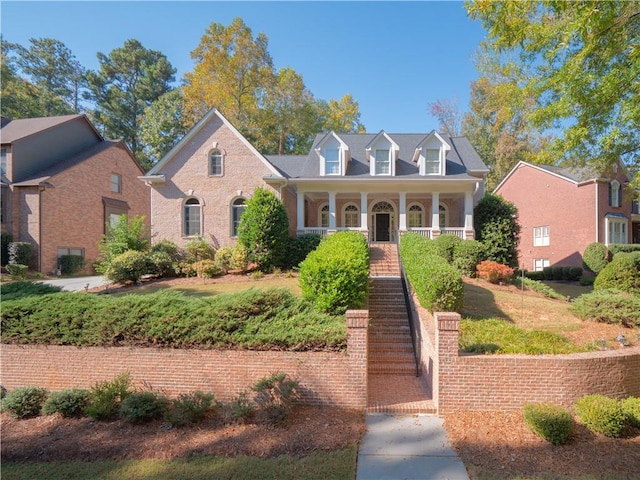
[609,244,640,255]
[42,388,90,417]
[299,231,369,314]
[582,242,611,274]
[574,395,628,438]
[1,386,48,418]
[523,403,573,445]
[400,233,464,312]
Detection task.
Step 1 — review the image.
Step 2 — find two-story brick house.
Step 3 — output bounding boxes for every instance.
[494,161,639,271]
[140,108,489,249]
[0,114,150,274]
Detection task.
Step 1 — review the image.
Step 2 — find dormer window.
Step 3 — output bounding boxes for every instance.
[425,149,440,174]
[414,132,450,176]
[375,149,390,175]
[316,132,349,176]
[325,148,340,175]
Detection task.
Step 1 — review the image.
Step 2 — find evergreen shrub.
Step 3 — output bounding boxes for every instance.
[105,250,151,284]
[6,263,28,278]
[8,242,33,267]
[523,403,573,445]
[42,388,90,417]
[1,386,48,418]
[119,391,168,424]
[400,233,464,312]
[574,395,628,438]
[569,289,640,328]
[452,239,486,277]
[1,231,12,265]
[582,242,610,274]
[285,233,322,269]
[85,373,133,421]
[165,391,215,427]
[251,372,299,426]
[609,244,640,255]
[433,234,462,263]
[59,254,84,275]
[594,253,640,293]
[621,397,640,428]
[299,231,369,314]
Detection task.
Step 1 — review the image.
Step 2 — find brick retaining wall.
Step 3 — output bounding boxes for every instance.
[0,310,369,409]
[432,312,640,414]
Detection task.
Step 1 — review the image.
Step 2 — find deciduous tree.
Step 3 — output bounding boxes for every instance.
[467,1,640,184]
[318,94,366,133]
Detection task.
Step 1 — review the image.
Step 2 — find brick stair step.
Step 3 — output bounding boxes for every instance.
[368,364,416,375]
[368,350,415,361]
[368,343,414,353]
[368,335,412,344]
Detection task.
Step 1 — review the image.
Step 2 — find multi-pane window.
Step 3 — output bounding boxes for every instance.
[408,204,423,228]
[609,180,621,207]
[231,197,246,237]
[320,204,329,228]
[324,148,340,175]
[183,198,201,237]
[533,258,549,271]
[0,148,7,175]
[344,204,359,228]
[110,173,122,193]
[425,148,440,174]
[533,226,550,246]
[209,149,223,176]
[608,218,627,244]
[375,149,390,175]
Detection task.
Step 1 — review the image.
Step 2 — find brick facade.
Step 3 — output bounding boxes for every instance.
[495,162,636,269]
[0,309,369,409]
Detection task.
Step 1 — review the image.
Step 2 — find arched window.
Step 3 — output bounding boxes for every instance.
[408,203,423,228]
[343,203,360,228]
[231,197,246,237]
[609,180,622,207]
[319,203,329,228]
[209,149,223,176]
[439,204,448,228]
[183,198,201,237]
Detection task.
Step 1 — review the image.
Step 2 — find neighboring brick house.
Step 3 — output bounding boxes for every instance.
[494,161,640,271]
[140,108,488,249]
[0,114,150,274]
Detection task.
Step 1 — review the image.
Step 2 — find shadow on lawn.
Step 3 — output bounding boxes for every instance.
[461,280,513,323]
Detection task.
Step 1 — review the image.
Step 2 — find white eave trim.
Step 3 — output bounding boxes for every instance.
[138,174,166,185]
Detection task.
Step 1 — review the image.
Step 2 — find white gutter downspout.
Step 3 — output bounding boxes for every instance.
[595,181,599,243]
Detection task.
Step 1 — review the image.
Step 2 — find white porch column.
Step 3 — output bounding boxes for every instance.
[464,191,473,230]
[360,192,368,230]
[296,191,305,231]
[328,191,337,229]
[399,192,407,231]
[431,192,440,231]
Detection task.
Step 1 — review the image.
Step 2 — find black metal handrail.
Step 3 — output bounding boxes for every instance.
[396,239,421,377]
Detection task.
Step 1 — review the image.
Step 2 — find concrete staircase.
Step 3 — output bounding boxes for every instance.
[367,244,434,414]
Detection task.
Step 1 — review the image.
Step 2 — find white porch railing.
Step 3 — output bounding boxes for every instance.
[406,227,467,239]
[298,228,329,237]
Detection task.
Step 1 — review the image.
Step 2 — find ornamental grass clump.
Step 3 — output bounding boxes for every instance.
[574,394,628,438]
[523,403,574,445]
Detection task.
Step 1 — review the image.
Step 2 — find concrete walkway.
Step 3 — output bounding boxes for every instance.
[357,414,470,480]
[40,275,108,292]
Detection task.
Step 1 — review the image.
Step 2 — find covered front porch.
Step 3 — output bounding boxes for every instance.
[293,187,477,243]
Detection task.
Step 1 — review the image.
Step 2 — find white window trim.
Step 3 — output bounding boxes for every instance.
[342,202,360,228]
[373,148,391,176]
[407,202,424,228]
[438,203,449,228]
[318,203,329,228]
[533,258,550,272]
[424,148,441,175]
[610,180,621,207]
[533,226,550,247]
[606,216,628,245]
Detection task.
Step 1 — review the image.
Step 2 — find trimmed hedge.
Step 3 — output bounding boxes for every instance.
[299,231,369,314]
[452,239,486,277]
[0,288,347,351]
[594,252,640,293]
[609,244,640,255]
[284,234,322,269]
[433,234,462,263]
[582,242,610,274]
[523,403,573,445]
[574,395,628,438]
[400,233,464,312]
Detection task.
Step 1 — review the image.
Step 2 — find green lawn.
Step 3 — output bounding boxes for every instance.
[115,276,301,297]
[1,447,358,480]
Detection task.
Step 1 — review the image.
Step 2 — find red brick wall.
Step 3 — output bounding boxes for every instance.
[0,310,369,409]
[432,312,640,414]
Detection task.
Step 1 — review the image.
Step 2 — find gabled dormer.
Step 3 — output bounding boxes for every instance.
[412,131,450,176]
[365,131,399,176]
[315,132,350,176]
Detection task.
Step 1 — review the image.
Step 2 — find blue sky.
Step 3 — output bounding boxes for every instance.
[1,1,488,133]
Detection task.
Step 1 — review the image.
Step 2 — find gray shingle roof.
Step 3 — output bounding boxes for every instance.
[266,132,488,179]
[0,115,82,143]
[536,164,600,183]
